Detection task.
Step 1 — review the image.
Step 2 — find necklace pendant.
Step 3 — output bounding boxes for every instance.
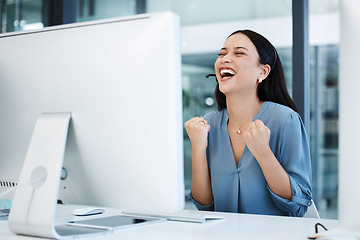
[236,129,241,135]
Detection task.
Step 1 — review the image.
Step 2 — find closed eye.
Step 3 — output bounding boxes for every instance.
[218,47,228,57]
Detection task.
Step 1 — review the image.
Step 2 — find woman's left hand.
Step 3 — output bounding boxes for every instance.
[242,119,271,159]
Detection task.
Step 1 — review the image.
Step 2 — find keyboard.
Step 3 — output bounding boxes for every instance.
[121,210,224,223]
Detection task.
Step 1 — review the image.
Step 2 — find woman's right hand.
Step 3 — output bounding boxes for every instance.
[184,117,210,151]
[185,117,213,206]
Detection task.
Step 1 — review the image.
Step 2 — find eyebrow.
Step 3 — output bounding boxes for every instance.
[220,46,249,51]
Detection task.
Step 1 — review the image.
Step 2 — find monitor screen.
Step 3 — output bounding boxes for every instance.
[0,11,184,211]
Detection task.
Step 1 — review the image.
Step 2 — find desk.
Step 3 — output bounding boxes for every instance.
[0,204,339,240]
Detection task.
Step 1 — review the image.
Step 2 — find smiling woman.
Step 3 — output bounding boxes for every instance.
[184,29,312,217]
[214,30,297,112]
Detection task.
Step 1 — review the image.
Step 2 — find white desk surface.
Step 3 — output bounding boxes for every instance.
[0,204,339,240]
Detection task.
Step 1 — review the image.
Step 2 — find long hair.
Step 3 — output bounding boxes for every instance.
[215,29,298,113]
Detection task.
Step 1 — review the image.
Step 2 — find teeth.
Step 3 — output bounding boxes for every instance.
[220,69,235,76]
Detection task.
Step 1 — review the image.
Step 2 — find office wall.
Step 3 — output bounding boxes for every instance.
[339,0,360,229]
[181,13,339,55]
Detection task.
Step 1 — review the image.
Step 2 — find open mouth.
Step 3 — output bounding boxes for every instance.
[220,68,236,79]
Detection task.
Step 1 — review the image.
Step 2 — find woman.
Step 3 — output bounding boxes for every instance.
[184,30,312,217]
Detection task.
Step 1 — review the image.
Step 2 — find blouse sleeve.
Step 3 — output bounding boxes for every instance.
[268,112,313,217]
[188,192,214,211]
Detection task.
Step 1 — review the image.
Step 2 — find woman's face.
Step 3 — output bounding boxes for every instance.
[214,33,263,97]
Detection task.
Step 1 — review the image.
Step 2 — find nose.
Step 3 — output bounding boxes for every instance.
[221,54,232,63]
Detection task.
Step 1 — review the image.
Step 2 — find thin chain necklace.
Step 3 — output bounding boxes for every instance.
[229,103,262,135]
[230,118,253,135]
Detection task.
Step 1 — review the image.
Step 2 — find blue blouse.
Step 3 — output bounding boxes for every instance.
[189,101,312,217]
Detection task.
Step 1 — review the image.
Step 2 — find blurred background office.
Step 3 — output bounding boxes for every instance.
[0,0,339,219]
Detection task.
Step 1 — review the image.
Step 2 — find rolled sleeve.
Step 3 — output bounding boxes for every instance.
[188,191,214,211]
[289,175,312,207]
[267,174,312,216]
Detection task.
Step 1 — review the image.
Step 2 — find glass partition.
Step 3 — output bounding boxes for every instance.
[310,45,339,219]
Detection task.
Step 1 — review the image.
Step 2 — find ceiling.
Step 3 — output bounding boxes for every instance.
[148,0,339,25]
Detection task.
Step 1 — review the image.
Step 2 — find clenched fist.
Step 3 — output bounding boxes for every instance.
[242,119,271,159]
[184,117,210,151]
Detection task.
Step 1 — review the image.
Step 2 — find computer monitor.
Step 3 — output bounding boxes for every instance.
[0,11,184,212]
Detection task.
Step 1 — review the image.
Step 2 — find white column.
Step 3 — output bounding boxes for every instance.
[339,0,360,230]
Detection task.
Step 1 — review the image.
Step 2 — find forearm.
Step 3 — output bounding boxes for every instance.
[254,148,292,200]
[190,148,213,206]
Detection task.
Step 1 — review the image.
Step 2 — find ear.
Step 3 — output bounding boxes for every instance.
[258,64,271,81]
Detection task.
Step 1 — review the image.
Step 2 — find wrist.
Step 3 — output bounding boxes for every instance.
[253,145,274,162]
[191,143,207,153]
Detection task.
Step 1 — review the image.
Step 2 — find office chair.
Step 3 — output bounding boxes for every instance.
[303,199,320,219]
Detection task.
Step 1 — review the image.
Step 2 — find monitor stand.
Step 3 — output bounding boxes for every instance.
[8,113,72,239]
